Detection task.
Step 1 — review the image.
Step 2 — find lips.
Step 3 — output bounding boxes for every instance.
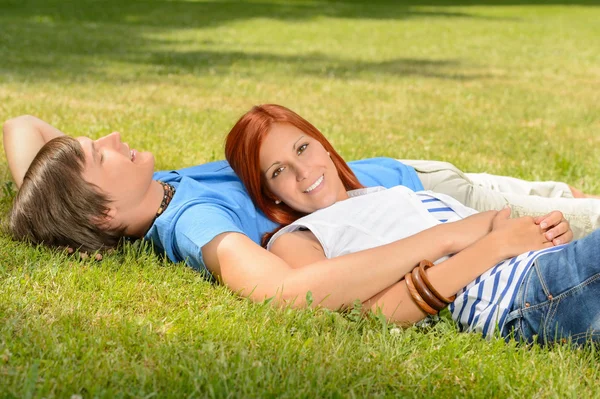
[130,149,136,162]
[304,175,324,193]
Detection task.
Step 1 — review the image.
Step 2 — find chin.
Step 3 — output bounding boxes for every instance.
[138,151,156,170]
[313,197,338,212]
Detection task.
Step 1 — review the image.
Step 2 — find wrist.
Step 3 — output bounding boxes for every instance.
[437,223,458,255]
[482,231,511,260]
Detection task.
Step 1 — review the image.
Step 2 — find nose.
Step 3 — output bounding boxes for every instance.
[295,162,309,182]
[95,131,121,149]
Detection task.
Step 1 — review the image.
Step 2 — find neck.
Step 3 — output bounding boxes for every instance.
[337,188,350,202]
[126,180,166,238]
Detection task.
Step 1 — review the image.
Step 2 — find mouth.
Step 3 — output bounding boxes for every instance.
[130,149,136,162]
[304,175,324,193]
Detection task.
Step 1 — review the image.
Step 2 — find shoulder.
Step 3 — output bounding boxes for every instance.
[153,160,234,182]
[269,230,325,269]
[348,157,400,169]
[349,157,423,190]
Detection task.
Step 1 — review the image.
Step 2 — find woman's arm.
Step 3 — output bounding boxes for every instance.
[268,210,498,277]
[366,209,554,324]
[3,115,66,187]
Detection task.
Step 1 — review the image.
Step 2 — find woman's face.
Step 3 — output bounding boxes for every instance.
[259,123,347,213]
[76,132,155,229]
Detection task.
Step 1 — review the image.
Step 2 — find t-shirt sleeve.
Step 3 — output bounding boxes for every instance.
[172,203,246,279]
[349,157,424,191]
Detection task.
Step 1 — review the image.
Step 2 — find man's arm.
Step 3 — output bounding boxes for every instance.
[3,115,66,187]
[202,208,552,313]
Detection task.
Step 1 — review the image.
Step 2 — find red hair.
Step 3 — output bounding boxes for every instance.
[225,104,363,246]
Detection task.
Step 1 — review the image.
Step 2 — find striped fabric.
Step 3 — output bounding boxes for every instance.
[417,193,566,338]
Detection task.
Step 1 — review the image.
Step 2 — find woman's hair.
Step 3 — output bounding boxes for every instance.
[8,136,125,253]
[225,104,363,246]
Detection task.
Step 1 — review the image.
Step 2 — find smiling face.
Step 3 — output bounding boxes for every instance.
[76,132,156,232]
[259,123,348,214]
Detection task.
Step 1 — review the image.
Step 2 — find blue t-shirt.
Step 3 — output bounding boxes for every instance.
[144,157,423,277]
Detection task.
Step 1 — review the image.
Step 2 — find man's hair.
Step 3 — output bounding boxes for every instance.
[8,136,125,252]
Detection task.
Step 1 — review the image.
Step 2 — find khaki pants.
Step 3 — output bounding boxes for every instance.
[400,160,600,239]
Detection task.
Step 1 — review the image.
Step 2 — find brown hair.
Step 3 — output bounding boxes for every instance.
[8,136,125,252]
[225,104,363,246]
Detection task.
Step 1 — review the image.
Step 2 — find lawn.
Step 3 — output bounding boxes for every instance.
[1,0,600,397]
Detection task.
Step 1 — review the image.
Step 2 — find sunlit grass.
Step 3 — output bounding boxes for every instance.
[1,0,600,397]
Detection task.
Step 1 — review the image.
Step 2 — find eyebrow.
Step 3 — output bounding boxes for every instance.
[90,141,98,163]
[264,135,306,177]
[292,135,305,150]
[264,161,280,177]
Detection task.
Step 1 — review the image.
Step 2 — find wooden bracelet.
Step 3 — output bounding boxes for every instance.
[411,268,446,311]
[405,272,438,315]
[418,260,455,304]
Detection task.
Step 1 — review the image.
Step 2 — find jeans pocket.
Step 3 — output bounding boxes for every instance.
[502,310,524,342]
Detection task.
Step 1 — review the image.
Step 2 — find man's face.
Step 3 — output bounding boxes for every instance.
[76,132,155,230]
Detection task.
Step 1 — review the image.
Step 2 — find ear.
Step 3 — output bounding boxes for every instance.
[92,207,118,229]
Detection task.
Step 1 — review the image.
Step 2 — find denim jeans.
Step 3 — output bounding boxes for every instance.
[502,229,600,345]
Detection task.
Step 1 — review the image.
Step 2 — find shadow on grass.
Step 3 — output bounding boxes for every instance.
[0,0,493,83]
[1,0,593,83]
[2,0,526,30]
[145,50,487,81]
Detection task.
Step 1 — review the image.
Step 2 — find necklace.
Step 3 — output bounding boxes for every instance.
[155,181,175,220]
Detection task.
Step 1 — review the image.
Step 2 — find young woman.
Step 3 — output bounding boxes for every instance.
[224,104,600,345]
[225,105,600,242]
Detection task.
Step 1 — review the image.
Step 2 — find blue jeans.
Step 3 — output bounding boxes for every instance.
[502,229,600,345]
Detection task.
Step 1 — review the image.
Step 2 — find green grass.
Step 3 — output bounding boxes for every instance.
[1,0,600,397]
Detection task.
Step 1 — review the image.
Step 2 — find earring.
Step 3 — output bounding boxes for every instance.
[275,200,281,205]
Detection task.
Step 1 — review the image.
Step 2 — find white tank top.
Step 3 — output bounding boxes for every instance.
[267,185,477,259]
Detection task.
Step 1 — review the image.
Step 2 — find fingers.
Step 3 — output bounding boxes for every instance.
[544,219,573,245]
[531,210,573,246]
[78,252,103,261]
[536,210,563,230]
[497,207,511,220]
[492,207,511,228]
[63,247,103,261]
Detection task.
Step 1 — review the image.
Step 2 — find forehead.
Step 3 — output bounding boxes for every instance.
[75,136,92,158]
[262,123,306,151]
[268,122,304,137]
[260,124,305,161]
[74,136,96,177]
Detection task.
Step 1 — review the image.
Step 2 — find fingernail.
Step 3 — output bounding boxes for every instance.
[554,239,561,245]
[546,232,553,240]
[540,222,547,229]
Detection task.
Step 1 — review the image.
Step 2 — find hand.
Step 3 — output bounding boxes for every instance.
[446,210,498,253]
[534,211,573,246]
[490,207,553,258]
[63,246,103,261]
